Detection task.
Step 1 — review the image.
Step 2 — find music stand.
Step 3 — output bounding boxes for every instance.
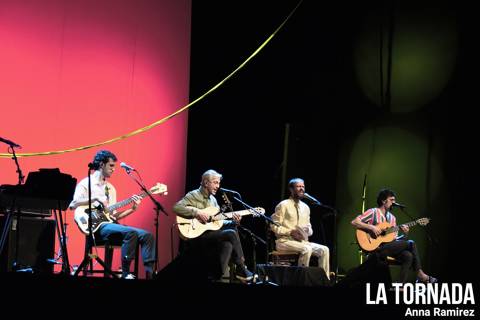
[74,164,116,278]
[25,169,76,274]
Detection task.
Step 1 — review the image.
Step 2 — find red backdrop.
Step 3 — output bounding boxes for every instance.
[0,0,191,276]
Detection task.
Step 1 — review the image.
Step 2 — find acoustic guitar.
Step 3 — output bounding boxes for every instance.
[177,206,265,239]
[356,217,430,251]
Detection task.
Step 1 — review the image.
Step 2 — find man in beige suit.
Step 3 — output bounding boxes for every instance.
[271,178,330,279]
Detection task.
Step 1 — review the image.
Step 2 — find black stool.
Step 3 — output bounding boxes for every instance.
[85,238,139,278]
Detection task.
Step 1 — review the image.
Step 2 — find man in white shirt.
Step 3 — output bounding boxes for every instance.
[271,178,330,279]
[69,150,155,279]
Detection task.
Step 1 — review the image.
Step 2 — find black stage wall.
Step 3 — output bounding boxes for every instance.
[186,0,476,282]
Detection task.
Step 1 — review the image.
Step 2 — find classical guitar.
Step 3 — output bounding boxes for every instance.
[356,217,430,251]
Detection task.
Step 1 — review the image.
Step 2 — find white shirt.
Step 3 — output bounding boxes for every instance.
[271,198,313,240]
[69,171,117,209]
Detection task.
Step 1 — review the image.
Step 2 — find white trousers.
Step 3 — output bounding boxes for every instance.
[276,239,330,279]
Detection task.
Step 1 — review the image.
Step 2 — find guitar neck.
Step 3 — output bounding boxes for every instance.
[107,191,149,212]
[211,209,253,221]
[387,220,419,234]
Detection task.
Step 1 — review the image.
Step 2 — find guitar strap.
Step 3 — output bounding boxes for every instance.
[105,185,110,205]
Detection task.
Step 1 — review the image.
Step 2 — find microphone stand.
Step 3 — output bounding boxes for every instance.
[74,164,116,277]
[306,198,338,283]
[232,195,279,226]
[237,225,278,286]
[124,168,167,275]
[53,201,71,274]
[228,194,280,285]
[10,147,25,186]
[395,203,439,276]
[394,206,437,246]
[0,146,25,269]
[359,174,367,265]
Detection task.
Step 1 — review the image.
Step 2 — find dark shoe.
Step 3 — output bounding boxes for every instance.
[235,265,254,282]
[416,275,438,284]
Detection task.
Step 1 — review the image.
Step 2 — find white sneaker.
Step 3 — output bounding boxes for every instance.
[123,273,136,280]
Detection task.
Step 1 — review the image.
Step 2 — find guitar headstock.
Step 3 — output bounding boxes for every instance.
[250,207,265,217]
[222,193,232,204]
[417,217,430,226]
[150,183,168,195]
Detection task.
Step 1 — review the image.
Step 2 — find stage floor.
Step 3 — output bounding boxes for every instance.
[1,272,405,317]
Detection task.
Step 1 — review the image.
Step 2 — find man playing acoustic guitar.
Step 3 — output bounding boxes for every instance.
[351,188,437,284]
[173,169,255,282]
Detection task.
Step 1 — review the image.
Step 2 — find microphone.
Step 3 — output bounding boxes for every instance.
[219,187,241,196]
[392,202,407,209]
[0,136,21,149]
[120,162,136,172]
[303,193,323,205]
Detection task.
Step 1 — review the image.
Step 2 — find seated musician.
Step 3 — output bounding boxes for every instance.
[270,178,331,279]
[172,169,254,282]
[351,188,437,284]
[69,150,155,279]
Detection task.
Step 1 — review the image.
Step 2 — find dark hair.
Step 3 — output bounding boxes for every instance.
[288,178,304,189]
[376,188,397,206]
[92,150,117,170]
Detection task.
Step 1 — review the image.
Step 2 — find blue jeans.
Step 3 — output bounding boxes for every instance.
[96,223,155,274]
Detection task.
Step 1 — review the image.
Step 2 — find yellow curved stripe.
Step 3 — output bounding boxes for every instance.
[1,1,302,158]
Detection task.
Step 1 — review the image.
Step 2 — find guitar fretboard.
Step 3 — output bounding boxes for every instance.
[212,209,255,221]
[107,191,149,212]
[385,220,420,234]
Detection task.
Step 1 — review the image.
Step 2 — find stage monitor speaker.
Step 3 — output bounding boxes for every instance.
[155,247,219,284]
[336,254,392,289]
[0,215,56,273]
[256,264,330,286]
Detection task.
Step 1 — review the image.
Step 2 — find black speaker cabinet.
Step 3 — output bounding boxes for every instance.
[336,254,392,289]
[0,215,56,273]
[256,264,330,286]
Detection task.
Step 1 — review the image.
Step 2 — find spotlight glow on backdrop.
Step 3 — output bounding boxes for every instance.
[354,2,457,113]
[0,0,191,276]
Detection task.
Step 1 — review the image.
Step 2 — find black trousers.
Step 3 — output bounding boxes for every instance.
[188,223,245,278]
[375,239,421,283]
